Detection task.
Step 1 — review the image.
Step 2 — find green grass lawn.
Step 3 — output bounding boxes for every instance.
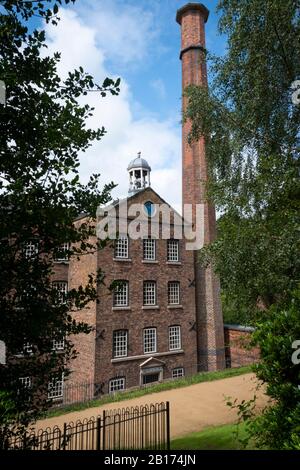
[45,365,252,419]
[171,422,255,450]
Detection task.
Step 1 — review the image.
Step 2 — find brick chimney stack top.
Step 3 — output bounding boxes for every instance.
[176,3,209,25]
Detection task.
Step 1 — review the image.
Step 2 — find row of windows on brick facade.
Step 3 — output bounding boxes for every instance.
[113,326,181,358]
[17,338,65,357]
[109,367,184,393]
[15,281,68,306]
[23,241,69,262]
[20,325,182,395]
[115,238,179,262]
[19,367,185,398]
[23,298,190,359]
[114,280,181,307]
[18,375,64,400]
[24,238,179,263]
[51,280,181,308]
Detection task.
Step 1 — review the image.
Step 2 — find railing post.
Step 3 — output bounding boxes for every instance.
[96,417,101,451]
[62,422,67,450]
[23,432,27,450]
[141,409,144,449]
[102,410,106,450]
[166,401,170,451]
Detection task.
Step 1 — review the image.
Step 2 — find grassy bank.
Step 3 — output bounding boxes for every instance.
[171,422,255,450]
[45,365,252,419]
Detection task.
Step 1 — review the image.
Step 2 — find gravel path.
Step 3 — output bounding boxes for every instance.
[37,373,267,439]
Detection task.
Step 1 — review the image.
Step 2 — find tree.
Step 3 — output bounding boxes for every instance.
[0,0,120,445]
[227,295,300,449]
[185,0,300,318]
[249,295,300,449]
[185,0,300,448]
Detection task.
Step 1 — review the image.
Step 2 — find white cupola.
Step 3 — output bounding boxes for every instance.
[127,152,151,195]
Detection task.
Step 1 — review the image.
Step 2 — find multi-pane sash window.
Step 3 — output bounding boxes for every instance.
[167,240,179,262]
[144,328,157,354]
[113,281,129,307]
[24,241,38,259]
[115,237,129,259]
[169,325,181,351]
[19,376,31,389]
[172,367,184,379]
[21,342,33,355]
[48,374,64,399]
[113,330,128,358]
[109,377,125,393]
[143,239,155,261]
[168,281,180,305]
[54,243,69,262]
[52,337,65,351]
[15,342,33,356]
[52,281,68,304]
[143,281,156,306]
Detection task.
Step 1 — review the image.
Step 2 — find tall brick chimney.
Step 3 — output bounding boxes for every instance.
[176,3,225,370]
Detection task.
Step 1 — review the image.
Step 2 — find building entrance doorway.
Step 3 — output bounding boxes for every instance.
[142,373,160,385]
[139,357,165,386]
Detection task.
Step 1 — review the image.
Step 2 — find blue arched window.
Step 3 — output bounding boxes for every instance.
[144,201,155,217]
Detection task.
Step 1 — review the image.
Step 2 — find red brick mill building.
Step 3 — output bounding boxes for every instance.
[43,3,259,404]
[48,3,229,402]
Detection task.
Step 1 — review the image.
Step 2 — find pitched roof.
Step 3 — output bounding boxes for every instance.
[100,186,186,223]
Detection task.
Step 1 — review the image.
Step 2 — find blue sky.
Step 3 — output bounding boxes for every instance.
[97,0,225,122]
[35,1,226,210]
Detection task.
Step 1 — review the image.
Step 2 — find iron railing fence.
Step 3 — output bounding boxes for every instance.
[7,402,170,451]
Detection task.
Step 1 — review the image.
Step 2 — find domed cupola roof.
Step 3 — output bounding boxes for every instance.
[127,154,151,171]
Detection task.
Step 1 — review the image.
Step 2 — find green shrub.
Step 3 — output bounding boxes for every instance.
[229,293,300,449]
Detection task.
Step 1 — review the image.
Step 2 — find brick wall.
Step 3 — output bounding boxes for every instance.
[51,261,68,283]
[67,216,97,386]
[224,325,260,368]
[94,188,198,393]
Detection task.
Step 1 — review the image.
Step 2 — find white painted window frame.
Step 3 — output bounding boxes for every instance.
[144,327,157,354]
[143,281,156,306]
[113,281,129,307]
[168,281,180,305]
[167,239,179,262]
[169,325,181,351]
[113,330,128,358]
[143,239,156,261]
[109,377,125,393]
[115,237,129,259]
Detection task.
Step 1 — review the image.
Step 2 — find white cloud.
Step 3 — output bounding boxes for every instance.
[78,0,157,66]
[45,9,106,80]
[150,78,166,100]
[44,5,181,209]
